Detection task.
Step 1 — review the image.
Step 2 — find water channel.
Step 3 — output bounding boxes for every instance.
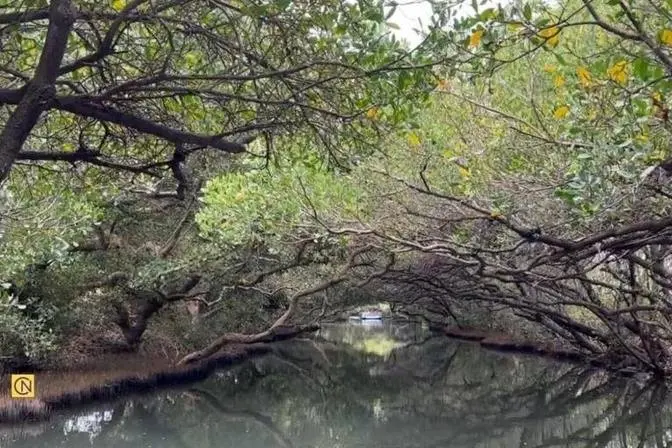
[1,321,670,447]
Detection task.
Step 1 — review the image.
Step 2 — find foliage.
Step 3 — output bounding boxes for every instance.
[0,0,443,362]
[196,145,365,247]
[0,296,59,360]
[0,0,436,176]
[423,0,672,218]
[341,0,672,376]
[0,0,437,301]
[0,169,108,281]
[5,0,672,377]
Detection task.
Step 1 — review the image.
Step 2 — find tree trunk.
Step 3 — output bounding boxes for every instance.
[110,275,202,350]
[0,0,76,183]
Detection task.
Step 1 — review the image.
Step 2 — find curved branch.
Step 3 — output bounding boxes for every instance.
[177,245,378,365]
[0,0,77,183]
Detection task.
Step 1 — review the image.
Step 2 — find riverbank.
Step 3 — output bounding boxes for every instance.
[444,326,584,361]
[0,343,272,424]
[0,324,320,423]
[441,326,660,380]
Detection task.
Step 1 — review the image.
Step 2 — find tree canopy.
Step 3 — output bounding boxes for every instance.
[0,0,436,180]
[5,0,672,376]
[0,0,438,364]
[332,0,672,376]
[0,0,435,277]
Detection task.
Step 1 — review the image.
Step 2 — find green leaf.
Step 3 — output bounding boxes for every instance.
[632,98,649,117]
[183,51,201,66]
[553,52,567,66]
[535,18,550,28]
[275,0,291,11]
[479,8,496,21]
[633,57,651,81]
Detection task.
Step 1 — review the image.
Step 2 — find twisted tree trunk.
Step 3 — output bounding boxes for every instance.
[0,0,76,182]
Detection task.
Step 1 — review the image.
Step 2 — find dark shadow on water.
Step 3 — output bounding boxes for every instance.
[2,321,672,448]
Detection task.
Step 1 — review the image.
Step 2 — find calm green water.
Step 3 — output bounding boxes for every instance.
[2,321,672,447]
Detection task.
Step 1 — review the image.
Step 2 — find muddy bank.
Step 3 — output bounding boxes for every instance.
[443,327,587,363]
[0,344,271,424]
[0,324,320,424]
[443,327,657,379]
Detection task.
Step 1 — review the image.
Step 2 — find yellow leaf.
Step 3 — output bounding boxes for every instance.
[553,75,565,88]
[553,105,570,119]
[645,150,666,164]
[635,133,649,144]
[184,51,200,66]
[607,60,629,85]
[576,66,592,87]
[469,29,485,48]
[366,107,380,120]
[235,191,246,201]
[543,64,556,73]
[547,35,559,48]
[111,0,127,11]
[490,210,503,219]
[458,166,470,178]
[538,26,560,48]
[660,29,672,47]
[436,79,450,91]
[407,132,421,147]
[652,91,663,102]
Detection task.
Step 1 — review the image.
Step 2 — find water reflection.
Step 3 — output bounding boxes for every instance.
[2,322,672,448]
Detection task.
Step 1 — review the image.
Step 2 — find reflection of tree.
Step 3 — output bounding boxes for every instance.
[4,331,672,448]
[237,338,672,448]
[185,388,294,448]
